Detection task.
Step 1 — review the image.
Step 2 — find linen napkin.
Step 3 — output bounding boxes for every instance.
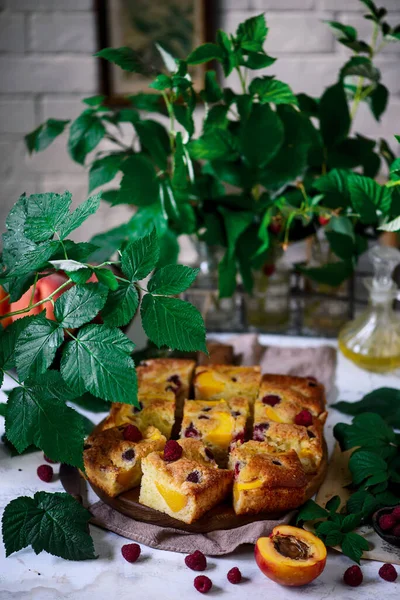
[81,335,337,554]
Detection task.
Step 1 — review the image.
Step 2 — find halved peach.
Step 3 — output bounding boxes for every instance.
[255,525,326,587]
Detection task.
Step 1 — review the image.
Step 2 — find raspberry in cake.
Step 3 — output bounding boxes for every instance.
[259,374,325,416]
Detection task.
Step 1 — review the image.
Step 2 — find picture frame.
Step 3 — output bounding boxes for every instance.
[95,0,214,104]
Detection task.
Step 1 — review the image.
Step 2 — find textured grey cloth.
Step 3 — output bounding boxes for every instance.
[89,501,295,555]
[87,337,336,555]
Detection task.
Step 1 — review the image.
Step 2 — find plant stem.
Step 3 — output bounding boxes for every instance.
[0,293,10,306]
[161,91,175,151]
[350,76,365,121]
[385,179,400,188]
[28,273,39,307]
[236,67,247,94]
[0,278,72,321]
[3,370,23,388]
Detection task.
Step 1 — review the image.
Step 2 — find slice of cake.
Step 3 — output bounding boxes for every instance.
[180,398,249,465]
[193,365,261,404]
[100,393,175,439]
[137,358,196,416]
[229,441,308,515]
[83,424,166,497]
[139,439,233,524]
[259,374,325,416]
[252,421,323,474]
[254,388,327,428]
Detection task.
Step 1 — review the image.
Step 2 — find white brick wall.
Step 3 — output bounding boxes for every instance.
[0,0,399,242]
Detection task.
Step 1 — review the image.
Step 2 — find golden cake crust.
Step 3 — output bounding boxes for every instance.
[137,358,196,398]
[260,374,325,414]
[100,395,175,439]
[194,364,261,402]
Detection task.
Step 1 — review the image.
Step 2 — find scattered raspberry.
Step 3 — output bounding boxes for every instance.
[379,513,396,531]
[227,567,242,584]
[204,448,214,461]
[253,423,269,441]
[184,423,200,438]
[186,471,201,483]
[392,524,400,537]
[43,454,57,464]
[121,543,141,563]
[185,550,207,571]
[193,575,212,594]
[163,440,183,462]
[343,565,363,587]
[262,394,280,406]
[294,409,313,427]
[123,424,143,443]
[392,506,400,521]
[379,564,397,582]
[37,464,53,483]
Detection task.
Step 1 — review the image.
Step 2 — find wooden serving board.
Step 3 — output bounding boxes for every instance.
[61,442,328,534]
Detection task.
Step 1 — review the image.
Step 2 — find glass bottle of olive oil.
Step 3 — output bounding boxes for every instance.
[338,245,400,373]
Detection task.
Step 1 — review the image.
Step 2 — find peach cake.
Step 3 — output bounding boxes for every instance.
[193,364,261,404]
[179,398,249,465]
[139,439,233,524]
[83,424,166,497]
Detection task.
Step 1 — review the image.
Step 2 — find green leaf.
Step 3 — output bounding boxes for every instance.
[249,77,298,106]
[296,499,328,524]
[200,70,223,103]
[332,388,400,428]
[54,283,108,329]
[148,73,172,91]
[218,251,237,299]
[148,265,199,295]
[0,316,33,371]
[140,294,207,353]
[240,104,284,168]
[379,215,400,232]
[2,491,95,560]
[187,43,224,65]
[68,113,105,165]
[346,490,379,517]
[5,375,85,467]
[70,392,109,413]
[243,52,276,69]
[0,403,6,417]
[121,229,159,281]
[219,208,253,259]
[319,83,351,148]
[135,120,170,170]
[129,93,167,114]
[60,324,137,405]
[298,261,354,287]
[25,119,70,154]
[95,47,144,73]
[173,104,194,137]
[368,84,389,122]
[117,154,159,206]
[341,513,362,533]
[313,168,351,200]
[188,129,239,161]
[88,154,123,193]
[155,43,177,73]
[4,240,60,279]
[203,105,229,132]
[349,450,389,486]
[172,132,188,192]
[58,193,101,239]
[334,412,396,455]
[83,95,105,107]
[236,14,268,52]
[49,259,87,273]
[157,230,180,268]
[101,280,139,327]
[326,231,355,260]
[340,56,380,83]
[341,532,369,564]
[325,495,341,513]
[325,20,357,40]
[15,315,63,380]
[347,174,389,224]
[297,93,319,117]
[24,192,72,242]
[93,268,118,291]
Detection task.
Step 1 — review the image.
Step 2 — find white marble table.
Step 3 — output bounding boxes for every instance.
[1,334,400,600]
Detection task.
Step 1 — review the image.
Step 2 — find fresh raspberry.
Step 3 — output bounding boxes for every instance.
[262,394,280,406]
[123,424,142,443]
[37,464,53,483]
[379,564,397,582]
[43,454,57,464]
[121,543,141,563]
[184,423,200,438]
[253,423,269,441]
[391,506,400,521]
[392,524,400,537]
[379,514,396,531]
[263,264,275,277]
[294,409,313,427]
[269,221,281,235]
[186,471,200,483]
[318,215,330,226]
[185,550,207,571]
[343,565,363,587]
[193,575,212,593]
[227,567,242,584]
[163,440,183,462]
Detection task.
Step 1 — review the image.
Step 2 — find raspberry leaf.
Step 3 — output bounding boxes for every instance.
[140,294,207,353]
[332,387,400,428]
[15,315,64,380]
[54,283,108,329]
[121,228,159,281]
[24,192,72,242]
[101,281,139,327]
[58,193,101,239]
[341,532,369,564]
[2,492,96,560]
[60,325,138,405]
[148,265,199,295]
[25,119,70,154]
